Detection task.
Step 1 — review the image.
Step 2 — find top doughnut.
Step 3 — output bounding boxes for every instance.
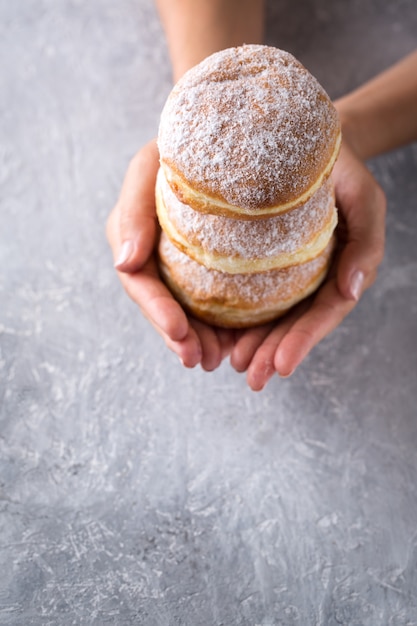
[158,45,341,218]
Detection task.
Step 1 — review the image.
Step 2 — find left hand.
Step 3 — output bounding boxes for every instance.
[106,140,235,371]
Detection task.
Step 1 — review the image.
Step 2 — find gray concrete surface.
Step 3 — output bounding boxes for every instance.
[1,1,417,624]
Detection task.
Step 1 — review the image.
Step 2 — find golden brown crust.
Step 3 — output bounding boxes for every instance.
[158,232,335,328]
[158,45,341,217]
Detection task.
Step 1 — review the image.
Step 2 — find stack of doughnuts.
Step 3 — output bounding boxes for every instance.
[156,45,341,328]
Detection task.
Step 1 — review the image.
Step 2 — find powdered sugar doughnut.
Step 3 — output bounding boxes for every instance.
[158,45,341,218]
[156,168,337,273]
[158,233,335,328]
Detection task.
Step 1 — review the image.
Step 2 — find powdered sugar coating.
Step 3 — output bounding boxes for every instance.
[158,45,341,211]
[158,168,335,261]
[159,232,333,307]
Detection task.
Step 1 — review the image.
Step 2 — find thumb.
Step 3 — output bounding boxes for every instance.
[112,139,160,273]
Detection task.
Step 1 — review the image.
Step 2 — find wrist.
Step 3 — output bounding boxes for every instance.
[334,100,370,161]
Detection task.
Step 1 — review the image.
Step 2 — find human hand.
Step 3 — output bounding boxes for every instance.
[230,139,386,391]
[106,139,235,370]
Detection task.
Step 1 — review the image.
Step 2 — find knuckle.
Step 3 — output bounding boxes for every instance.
[374,183,387,215]
[371,233,386,267]
[366,268,379,289]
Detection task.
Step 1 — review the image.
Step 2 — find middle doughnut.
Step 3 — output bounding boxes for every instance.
[156,168,337,274]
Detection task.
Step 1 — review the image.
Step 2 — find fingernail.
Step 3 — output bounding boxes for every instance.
[114,240,134,268]
[350,270,364,301]
[279,370,294,379]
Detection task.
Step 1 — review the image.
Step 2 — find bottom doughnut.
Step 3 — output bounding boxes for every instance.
[158,233,335,329]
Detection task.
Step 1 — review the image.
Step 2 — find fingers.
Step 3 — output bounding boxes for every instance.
[163,325,204,368]
[230,323,273,373]
[234,271,363,388]
[273,277,360,377]
[332,143,386,301]
[186,321,236,371]
[216,327,236,361]
[107,139,160,273]
[189,318,223,371]
[231,307,306,391]
[117,262,234,370]
[244,324,288,391]
[116,260,190,341]
[117,263,203,366]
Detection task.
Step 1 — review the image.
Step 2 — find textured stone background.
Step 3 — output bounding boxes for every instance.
[1,1,417,624]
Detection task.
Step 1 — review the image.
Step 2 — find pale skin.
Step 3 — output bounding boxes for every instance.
[107,0,417,390]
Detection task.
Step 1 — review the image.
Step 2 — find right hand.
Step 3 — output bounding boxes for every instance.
[229,138,387,390]
[106,139,235,371]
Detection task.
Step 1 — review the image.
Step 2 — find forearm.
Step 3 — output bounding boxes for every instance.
[155,0,265,81]
[335,49,417,160]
